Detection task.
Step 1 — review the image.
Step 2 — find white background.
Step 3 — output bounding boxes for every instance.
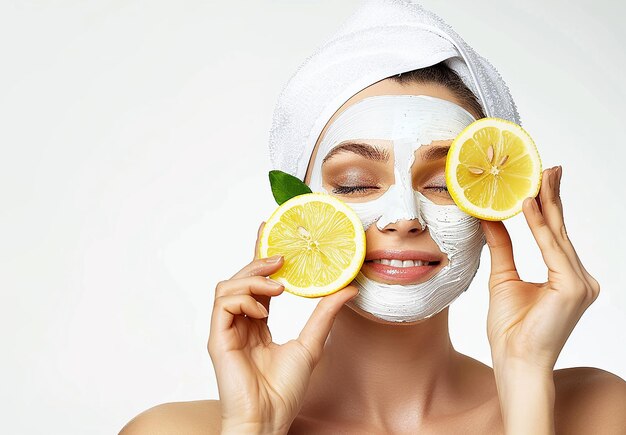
[1,1,624,433]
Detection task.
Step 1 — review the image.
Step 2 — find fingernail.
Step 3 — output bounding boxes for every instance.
[264,255,282,264]
[256,301,269,317]
[266,277,283,288]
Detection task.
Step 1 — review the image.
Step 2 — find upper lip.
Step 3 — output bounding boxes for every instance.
[364,250,442,263]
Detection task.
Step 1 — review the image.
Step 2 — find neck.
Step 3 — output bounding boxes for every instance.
[303,305,458,422]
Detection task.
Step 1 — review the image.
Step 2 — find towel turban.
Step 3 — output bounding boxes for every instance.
[268,0,520,181]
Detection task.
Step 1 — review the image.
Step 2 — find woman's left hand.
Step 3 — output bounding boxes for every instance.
[481,165,600,373]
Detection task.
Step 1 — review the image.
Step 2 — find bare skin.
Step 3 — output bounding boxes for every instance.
[120,80,626,434]
[120,367,626,434]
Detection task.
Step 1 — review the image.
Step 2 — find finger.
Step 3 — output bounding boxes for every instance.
[522,196,578,278]
[211,294,270,334]
[533,170,545,215]
[229,255,284,280]
[538,168,555,219]
[214,275,285,299]
[221,260,284,322]
[551,167,587,270]
[539,167,585,282]
[529,169,600,304]
[297,285,359,365]
[480,220,520,287]
[534,192,543,215]
[253,222,266,260]
[225,223,283,323]
[550,167,600,299]
[539,167,567,246]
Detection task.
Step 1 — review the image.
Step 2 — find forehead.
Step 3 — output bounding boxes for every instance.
[315,79,470,148]
[325,95,472,143]
[304,80,473,182]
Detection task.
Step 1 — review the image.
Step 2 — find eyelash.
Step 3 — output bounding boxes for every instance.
[332,185,378,194]
[425,185,449,193]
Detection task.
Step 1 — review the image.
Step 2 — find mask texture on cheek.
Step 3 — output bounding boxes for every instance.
[349,193,485,322]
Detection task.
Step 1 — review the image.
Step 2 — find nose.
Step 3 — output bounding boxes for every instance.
[380,218,425,236]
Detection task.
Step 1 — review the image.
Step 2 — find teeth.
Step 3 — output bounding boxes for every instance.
[372,259,431,267]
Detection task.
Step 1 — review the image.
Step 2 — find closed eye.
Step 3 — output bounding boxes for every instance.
[424,185,449,193]
[332,185,379,195]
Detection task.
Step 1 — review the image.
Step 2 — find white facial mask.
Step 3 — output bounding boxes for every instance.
[309,95,486,322]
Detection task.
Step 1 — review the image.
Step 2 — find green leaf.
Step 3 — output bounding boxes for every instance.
[269,170,312,205]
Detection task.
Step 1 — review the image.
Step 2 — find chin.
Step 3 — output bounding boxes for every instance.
[344,300,436,326]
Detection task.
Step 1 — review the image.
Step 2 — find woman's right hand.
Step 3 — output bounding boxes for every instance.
[207,222,358,435]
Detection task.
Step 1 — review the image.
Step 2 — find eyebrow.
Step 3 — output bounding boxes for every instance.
[322,142,390,164]
[420,145,451,161]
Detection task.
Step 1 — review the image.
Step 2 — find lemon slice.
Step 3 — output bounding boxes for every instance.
[259,193,366,298]
[445,117,542,221]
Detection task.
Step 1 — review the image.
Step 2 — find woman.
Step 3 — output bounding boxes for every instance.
[121,1,625,433]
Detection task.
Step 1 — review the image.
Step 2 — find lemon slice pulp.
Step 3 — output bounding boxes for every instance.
[446,117,542,221]
[259,193,366,298]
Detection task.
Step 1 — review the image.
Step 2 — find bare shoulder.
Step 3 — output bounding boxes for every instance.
[554,367,626,434]
[119,400,221,435]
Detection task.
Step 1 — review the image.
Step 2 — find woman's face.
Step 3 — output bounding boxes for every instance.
[304,78,481,287]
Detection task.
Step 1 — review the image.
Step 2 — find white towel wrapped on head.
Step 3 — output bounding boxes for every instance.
[268,0,520,181]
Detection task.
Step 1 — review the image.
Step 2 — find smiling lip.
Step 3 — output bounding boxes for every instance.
[363,250,443,285]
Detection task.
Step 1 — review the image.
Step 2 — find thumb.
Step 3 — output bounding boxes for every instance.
[297,285,359,365]
[480,220,520,285]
